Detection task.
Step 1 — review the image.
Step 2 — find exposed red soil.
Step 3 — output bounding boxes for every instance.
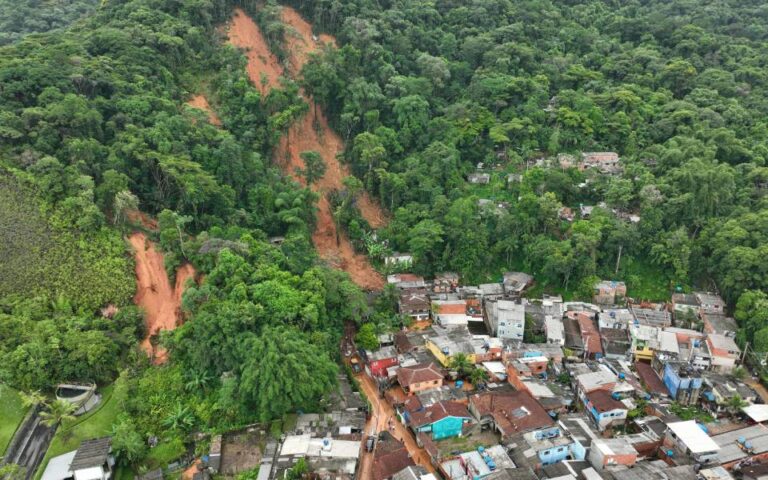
[126,209,158,230]
[227,7,386,290]
[129,232,196,364]
[187,94,221,126]
[227,8,284,95]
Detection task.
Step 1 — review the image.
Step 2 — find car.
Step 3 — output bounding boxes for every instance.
[365,435,376,452]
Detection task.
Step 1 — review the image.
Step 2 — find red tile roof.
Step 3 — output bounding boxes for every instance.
[408,401,471,427]
[578,313,603,355]
[634,361,668,396]
[397,363,444,387]
[587,390,626,413]
[373,435,415,480]
[469,391,554,437]
[436,302,467,315]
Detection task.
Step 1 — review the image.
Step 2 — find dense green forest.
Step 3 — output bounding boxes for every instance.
[0,0,98,46]
[2,0,768,471]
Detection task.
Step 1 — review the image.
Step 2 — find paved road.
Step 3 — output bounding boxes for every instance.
[356,372,436,476]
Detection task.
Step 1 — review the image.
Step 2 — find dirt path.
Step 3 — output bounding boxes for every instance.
[187,94,221,126]
[357,372,436,475]
[129,232,196,363]
[227,7,385,290]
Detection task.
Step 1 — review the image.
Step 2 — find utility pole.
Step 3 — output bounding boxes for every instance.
[615,245,623,275]
[742,341,750,365]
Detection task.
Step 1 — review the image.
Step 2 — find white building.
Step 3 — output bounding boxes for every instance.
[545,316,565,346]
[41,437,114,480]
[486,300,525,341]
[664,420,720,464]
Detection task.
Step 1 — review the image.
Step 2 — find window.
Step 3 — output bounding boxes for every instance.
[543,450,550,455]
[433,380,439,384]
[557,447,565,452]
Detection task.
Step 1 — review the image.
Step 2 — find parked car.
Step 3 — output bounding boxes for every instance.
[365,435,376,452]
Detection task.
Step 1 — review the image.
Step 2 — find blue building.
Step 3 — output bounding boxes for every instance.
[663,363,702,405]
[520,423,590,467]
[405,400,472,440]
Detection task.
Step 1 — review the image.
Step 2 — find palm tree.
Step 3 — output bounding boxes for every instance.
[40,399,77,428]
[20,390,45,409]
[449,353,473,378]
[727,394,748,416]
[469,367,489,387]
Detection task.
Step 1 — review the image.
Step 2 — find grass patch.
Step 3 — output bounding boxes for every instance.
[36,385,124,480]
[620,259,670,302]
[145,437,186,470]
[669,402,714,423]
[0,384,28,455]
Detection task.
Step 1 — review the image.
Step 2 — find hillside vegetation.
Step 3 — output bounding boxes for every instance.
[0,0,98,46]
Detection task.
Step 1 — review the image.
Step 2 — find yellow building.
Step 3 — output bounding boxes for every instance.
[425,334,476,367]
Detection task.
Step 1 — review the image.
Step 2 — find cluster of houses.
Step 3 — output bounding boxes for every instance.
[349,269,768,480]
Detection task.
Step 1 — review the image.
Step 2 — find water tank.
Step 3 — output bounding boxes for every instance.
[487,461,496,470]
[618,373,626,380]
[667,450,674,457]
[442,347,450,355]
[697,424,708,433]
[738,436,746,444]
[477,446,485,453]
[456,380,464,389]
[611,392,621,400]
[745,441,753,449]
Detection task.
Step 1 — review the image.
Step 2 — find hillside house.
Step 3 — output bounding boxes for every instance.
[398,289,430,322]
[364,346,400,378]
[433,272,459,293]
[41,437,115,480]
[387,273,427,289]
[593,280,627,305]
[545,316,565,346]
[431,300,469,327]
[663,420,720,465]
[584,390,628,432]
[385,253,413,267]
[468,173,491,184]
[502,272,534,295]
[706,334,741,373]
[580,152,621,174]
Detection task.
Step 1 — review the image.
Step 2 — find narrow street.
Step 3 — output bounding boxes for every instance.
[356,372,437,476]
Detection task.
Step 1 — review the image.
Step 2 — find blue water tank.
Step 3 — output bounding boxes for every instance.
[667,450,674,457]
[739,436,746,444]
[477,446,485,453]
[697,423,708,433]
[456,380,464,389]
[611,392,621,400]
[618,373,626,380]
[745,441,753,449]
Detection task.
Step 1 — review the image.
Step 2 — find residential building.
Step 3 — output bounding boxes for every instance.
[712,424,768,470]
[663,420,721,464]
[695,292,726,312]
[433,272,460,294]
[425,329,475,367]
[662,363,702,405]
[583,390,627,431]
[671,293,699,316]
[431,300,470,327]
[580,152,621,174]
[392,466,437,480]
[706,334,741,373]
[593,281,626,305]
[629,305,672,328]
[373,432,415,480]
[574,311,602,359]
[502,272,534,296]
[364,346,400,378]
[468,390,554,441]
[405,400,472,440]
[587,438,637,470]
[600,327,630,359]
[41,438,115,480]
[468,172,491,184]
[506,356,549,392]
[485,300,525,341]
[279,434,359,478]
[388,273,427,289]
[398,289,431,321]
[396,363,444,395]
[701,311,738,337]
[519,424,587,467]
[545,316,565,346]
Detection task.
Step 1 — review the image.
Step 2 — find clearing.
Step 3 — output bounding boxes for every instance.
[0,384,27,456]
[187,94,221,126]
[129,232,196,363]
[35,385,123,480]
[226,7,385,289]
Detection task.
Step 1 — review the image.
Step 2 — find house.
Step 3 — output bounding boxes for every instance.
[629,305,672,328]
[392,466,437,480]
[671,293,699,316]
[388,273,427,290]
[439,445,516,480]
[506,356,549,391]
[405,400,473,441]
[696,292,726,312]
[662,363,702,406]
[583,390,627,432]
[702,376,757,416]
[706,334,741,373]
[279,434,360,478]
[397,363,444,395]
[502,272,534,295]
[385,253,413,267]
[41,438,115,480]
[364,346,400,378]
[663,420,721,465]
[580,152,621,174]
[431,300,470,327]
[593,281,627,305]
[373,432,416,480]
[424,329,475,367]
[519,424,588,468]
[433,273,460,293]
[468,391,554,441]
[394,332,417,354]
[468,173,491,184]
[399,289,431,322]
[600,328,630,359]
[485,300,525,341]
[701,311,738,337]
[574,312,602,359]
[545,316,565,346]
[587,438,637,470]
[713,424,768,470]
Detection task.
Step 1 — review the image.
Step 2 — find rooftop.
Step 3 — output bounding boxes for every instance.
[630,306,672,328]
[408,401,471,427]
[368,346,399,361]
[707,334,740,355]
[69,437,111,470]
[576,368,618,392]
[712,424,768,463]
[469,390,554,436]
[397,362,444,387]
[592,437,637,456]
[586,390,626,413]
[667,420,720,454]
[742,404,768,423]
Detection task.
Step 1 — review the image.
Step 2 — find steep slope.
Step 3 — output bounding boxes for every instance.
[227,7,385,289]
[129,232,196,363]
[187,94,221,126]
